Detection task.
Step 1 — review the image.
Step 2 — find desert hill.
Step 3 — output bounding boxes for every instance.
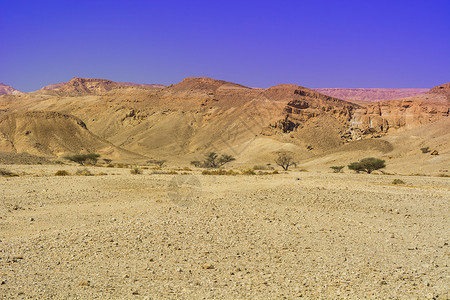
[41,81,165,91]
[0,111,143,159]
[314,88,429,104]
[0,83,24,96]
[0,77,448,171]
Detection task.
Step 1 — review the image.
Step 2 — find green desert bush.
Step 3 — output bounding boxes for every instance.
[420,147,430,153]
[330,166,345,173]
[348,157,386,174]
[55,170,70,176]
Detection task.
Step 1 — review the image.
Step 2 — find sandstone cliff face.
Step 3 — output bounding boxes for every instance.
[0,83,24,96]
[345,84,450,141]
[265,85,359,133]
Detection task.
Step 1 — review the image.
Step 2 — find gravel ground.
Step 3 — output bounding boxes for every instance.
[0,165,449,299]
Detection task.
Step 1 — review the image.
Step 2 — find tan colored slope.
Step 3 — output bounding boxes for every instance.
[0,111,144,159]
[301,116,449,175]
[315,88,429,105]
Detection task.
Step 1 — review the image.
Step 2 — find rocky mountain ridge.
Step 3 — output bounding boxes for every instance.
[0,77,448,161]
[0,83,24,96]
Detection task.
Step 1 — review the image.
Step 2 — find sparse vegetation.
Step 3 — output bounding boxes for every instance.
[147,159,167,168]
[64,153,100,165]
[392,179,406,185]
[201,169,238,175]
[330,166,345,173]
[420,147,430,153]
[253,165,267,170]
[275,152,296,171]
[54,160,65,165]
[241,168,256,175]
[55,170,70,176]
[348,157,386,174]
[130,167,142,175]
[437,173,450,178]
[191,152,235,168]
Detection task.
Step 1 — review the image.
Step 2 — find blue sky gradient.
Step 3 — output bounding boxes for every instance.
[1,0,449,91]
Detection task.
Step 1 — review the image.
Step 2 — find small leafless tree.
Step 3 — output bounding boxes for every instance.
[275,152,296,171]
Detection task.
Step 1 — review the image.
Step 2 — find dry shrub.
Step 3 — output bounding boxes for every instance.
[0,168,18,177]
[130,167,142,175]
[76,168,93,176]
[253,165,267,170]
[96,172,108,176]
[151,170,178,175]
[202,169,237,175]
[392,179,405,185]
[55,170,70,176]
[241,168,256,175]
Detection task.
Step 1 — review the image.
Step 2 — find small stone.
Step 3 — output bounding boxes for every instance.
[202,263,214,270]
[131,290,139,295]
[176,267,183,272]
[78,280,90,287]
[1,280,6,285]
[30,217,34,222]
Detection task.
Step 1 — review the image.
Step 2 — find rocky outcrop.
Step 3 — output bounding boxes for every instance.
[0,83,24,96]
[427,83,450,98]
[268,85,359,134]
[57,77,120,95]
[40,82,66,90]
[345,84,450,141]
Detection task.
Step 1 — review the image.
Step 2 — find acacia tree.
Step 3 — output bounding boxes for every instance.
[147,159,167,168]
[64,153,100,165]
[348,157,385,174]
[275,152,296,171]
[191,152,235,168]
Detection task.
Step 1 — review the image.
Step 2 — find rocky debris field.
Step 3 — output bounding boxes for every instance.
[0,165,449,299]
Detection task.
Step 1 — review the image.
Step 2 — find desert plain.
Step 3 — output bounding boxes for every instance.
[0,163,449,299]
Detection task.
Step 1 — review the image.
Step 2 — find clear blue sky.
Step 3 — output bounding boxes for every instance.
[1,0,449,92]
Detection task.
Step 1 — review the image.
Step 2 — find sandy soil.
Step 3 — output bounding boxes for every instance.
[1,165,449,299]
